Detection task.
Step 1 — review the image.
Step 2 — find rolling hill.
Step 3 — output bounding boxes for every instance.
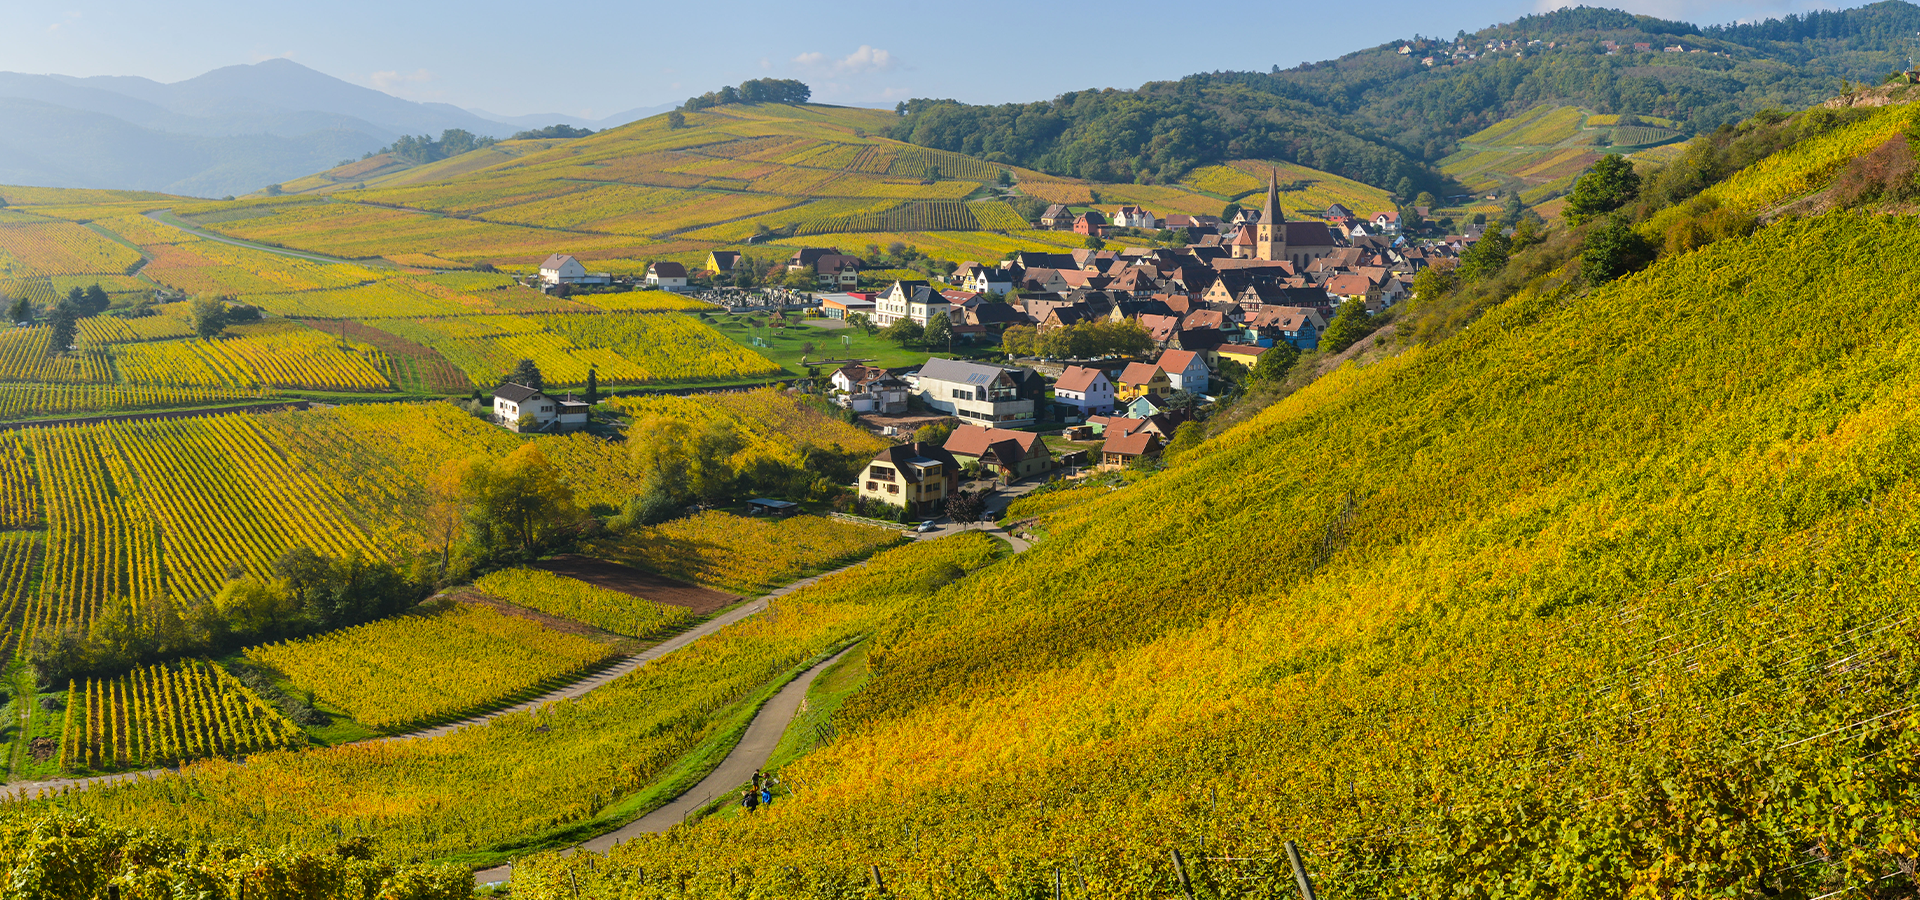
[158,102,1392,275]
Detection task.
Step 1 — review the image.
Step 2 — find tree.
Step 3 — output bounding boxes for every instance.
[923,312,953,350]
[190,296,229,340]
[1320,300,1377,354]
[1580,214,1655,284]
[1000,324,1037,357]
[845,312,877,336]
[46,301,78,354]
[1564,155,1642,224]
[1221,202,1242,221]
[1456,231,1511,282]
[1248,343,1300,384]
[880,317,924,348]
[584,368,598,405]
[462,444,582,555]
[507,359,544,391]
[667,110,688,129]
[689,422,744,505]
[1395,177,1417,200]
[264,184,284,196]
[913,422,955,445]
[1414,191,1437,209]
[945,489,986,523]
[6,297,27,324]
[83,284,110,314]
[1083,236,1105,250]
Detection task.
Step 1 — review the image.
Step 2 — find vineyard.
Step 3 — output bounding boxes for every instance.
[0,328,114,384]
[113,321,393,391]
[472,568,695,639]
[0,222,143,278]
[363,311,782,387]
[43,536,1003,864]
[0,382,271,421]
[611,388,888,467]
[590,511,906,594]
[245,600,620,732]
[793,200,981,236]
[59,658,304,773]
[489,211,1920,899]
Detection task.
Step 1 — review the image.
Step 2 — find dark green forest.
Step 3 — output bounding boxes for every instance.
[888,1,1920,193]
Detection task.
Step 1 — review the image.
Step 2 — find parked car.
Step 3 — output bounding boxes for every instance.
[915,520,939,533]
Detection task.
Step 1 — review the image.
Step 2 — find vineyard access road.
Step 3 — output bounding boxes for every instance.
[0,555,869,800]
[471,522,1034,886]
[471,646,855,887]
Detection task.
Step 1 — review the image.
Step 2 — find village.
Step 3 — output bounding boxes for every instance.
[503,169,1491,526]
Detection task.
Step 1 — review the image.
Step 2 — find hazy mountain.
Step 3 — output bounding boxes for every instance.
[0,59,656,198]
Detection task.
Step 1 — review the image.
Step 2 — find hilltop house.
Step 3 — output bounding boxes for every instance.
[914,357,1036,426]
[943,425,1053,481]
[646,261,688,289]
[858,442,961,516]
[1052,365,1115,416]
[492,383,589,433]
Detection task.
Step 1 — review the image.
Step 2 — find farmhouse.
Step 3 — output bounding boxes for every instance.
[646,261,689,289]
[539,254,610,287]
[492,383,589,433]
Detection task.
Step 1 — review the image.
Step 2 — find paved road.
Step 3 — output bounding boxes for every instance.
[472,646,855,887]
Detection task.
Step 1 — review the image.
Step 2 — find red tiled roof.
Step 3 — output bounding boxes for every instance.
[1054,365,1105,393]
[1119,362,1162,385]
[1157,349,1200,373]
[943,424,1042,458]
[1103,430,1161,457]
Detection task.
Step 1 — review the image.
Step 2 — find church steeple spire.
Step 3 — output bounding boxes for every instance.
[1255,169,1286,262]
[1262,169,1283,225]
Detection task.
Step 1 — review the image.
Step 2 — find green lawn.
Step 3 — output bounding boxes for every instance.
[708,315,958,371]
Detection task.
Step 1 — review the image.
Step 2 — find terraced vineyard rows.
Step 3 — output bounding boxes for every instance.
[473,568,695,640]
[59,659,304,773]
[0,383,272,421]
[794,200,980,236]
[245,600,619,732]
[0,328,115,384]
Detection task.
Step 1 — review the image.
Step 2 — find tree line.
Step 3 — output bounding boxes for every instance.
[682,78,812,111]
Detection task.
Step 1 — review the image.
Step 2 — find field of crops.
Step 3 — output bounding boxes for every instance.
[472,568,695,639]
[245,600,619,732]
[0,328,114,384]
[59,659,304,773]
[114,321,392,391]
[593,511,906,594]
[794,199,982,236]
[0,223,142,281]
[0,383,272,421]
[366,311,780,387]
[611,387,888,467]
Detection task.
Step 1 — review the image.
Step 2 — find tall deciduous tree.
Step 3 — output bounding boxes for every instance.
[461,444,582,554]
[1564,154,1642,224]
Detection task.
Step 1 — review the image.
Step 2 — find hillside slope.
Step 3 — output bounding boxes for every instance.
[498,209,1920,893]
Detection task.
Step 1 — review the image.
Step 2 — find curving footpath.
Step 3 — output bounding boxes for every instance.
[472,645,855,887]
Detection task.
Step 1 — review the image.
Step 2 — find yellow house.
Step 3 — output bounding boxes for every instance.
[706,250,740,276]
[1217,344,1268,370]
[1115,361,1169,402]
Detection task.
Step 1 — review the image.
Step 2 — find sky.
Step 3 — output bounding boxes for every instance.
[0,0,1877,119]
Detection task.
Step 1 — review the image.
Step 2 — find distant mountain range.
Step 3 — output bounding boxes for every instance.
[0,59,668,198]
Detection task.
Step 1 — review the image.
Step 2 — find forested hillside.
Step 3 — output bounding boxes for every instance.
[890,1,1920,191]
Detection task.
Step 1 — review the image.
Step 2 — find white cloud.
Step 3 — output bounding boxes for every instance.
[369,68,433,91]
[792,45,897,76]
[47,11,80,33]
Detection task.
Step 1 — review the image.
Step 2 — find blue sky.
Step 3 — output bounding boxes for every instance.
[0,0,1873,118]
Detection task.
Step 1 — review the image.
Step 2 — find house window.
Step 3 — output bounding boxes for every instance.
[871,466,896,482]
[887,484,898,494]
[866,481,878,491]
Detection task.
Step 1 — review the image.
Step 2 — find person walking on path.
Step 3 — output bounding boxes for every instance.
[741,788,759,812]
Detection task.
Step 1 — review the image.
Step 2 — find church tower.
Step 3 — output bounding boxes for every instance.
[1255,169,1286,262]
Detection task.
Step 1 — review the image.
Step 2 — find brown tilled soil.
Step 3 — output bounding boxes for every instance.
[28,737,56,762]
[533,555,742,615]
